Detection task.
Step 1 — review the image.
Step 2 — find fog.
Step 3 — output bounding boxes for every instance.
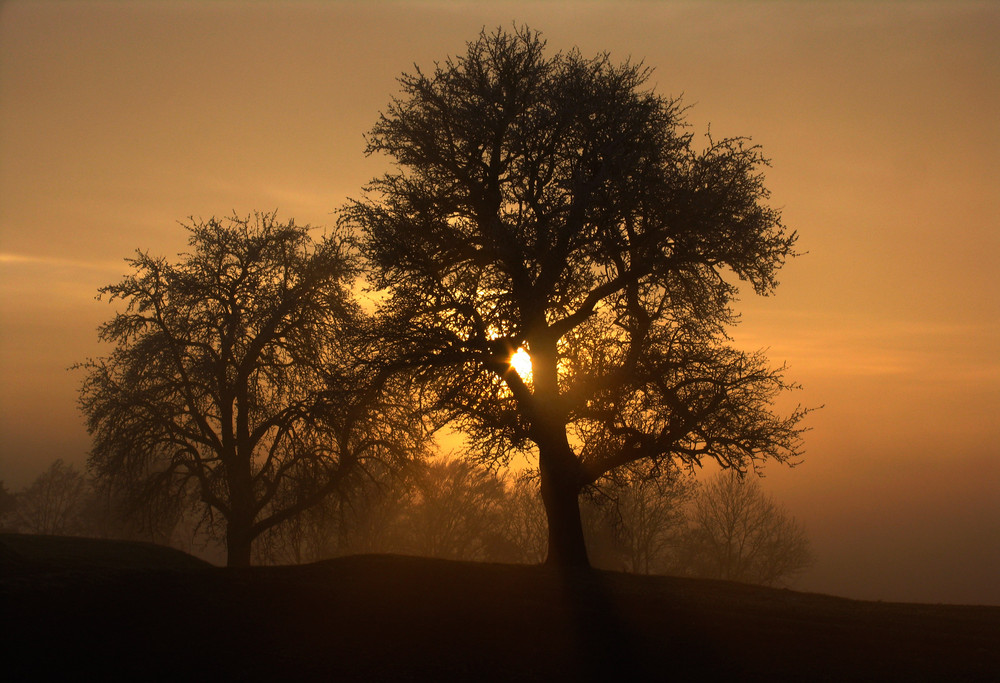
[1,1,997,604]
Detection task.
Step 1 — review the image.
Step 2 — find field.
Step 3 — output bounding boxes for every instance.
[2,533,998,681]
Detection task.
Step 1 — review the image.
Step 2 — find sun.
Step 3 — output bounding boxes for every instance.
[509,347,533,380]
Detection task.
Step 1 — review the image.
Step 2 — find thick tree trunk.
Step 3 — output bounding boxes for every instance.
[526,334,591,568]
[539,446,590,568]
[226,521,253,568]
[225,440,255,568]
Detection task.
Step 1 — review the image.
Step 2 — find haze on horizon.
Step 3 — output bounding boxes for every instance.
[0,1,997,605]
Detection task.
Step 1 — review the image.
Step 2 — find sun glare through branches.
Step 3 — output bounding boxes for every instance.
[509,348,533,381]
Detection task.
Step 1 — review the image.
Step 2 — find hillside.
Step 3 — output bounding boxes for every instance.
[2,533,997,681]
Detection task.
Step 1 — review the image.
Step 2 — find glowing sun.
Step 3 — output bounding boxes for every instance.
[509,347,533,380]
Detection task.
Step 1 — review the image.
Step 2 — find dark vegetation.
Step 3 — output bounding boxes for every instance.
[1,459,813,587]
[3,534,997,682]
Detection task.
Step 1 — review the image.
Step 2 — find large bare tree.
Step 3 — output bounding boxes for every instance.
[345,27,808,567]
[79,212,421,566]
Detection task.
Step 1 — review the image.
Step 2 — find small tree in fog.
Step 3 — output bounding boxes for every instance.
[0,481,16,531]
[11,460,89,535]
[501,474,549,564]
[251,460,401,564]
[86,475,204,549]
[397,457,510,561]
[251,486,337,565]
[679,471,813,587]
[589,463,696,574]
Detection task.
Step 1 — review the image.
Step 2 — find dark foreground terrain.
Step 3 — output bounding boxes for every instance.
[2,533,997,682]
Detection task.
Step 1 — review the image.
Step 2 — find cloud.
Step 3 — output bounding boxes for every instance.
[731,309,1000,383]
[0,252,123,272]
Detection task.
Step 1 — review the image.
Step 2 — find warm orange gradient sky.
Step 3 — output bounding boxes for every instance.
[1,1,997,604]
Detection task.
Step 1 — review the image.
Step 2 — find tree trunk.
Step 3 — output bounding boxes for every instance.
[226,521,253,567]
[539,447,590,568]
[526,334,591,569]
[225,445,255,568]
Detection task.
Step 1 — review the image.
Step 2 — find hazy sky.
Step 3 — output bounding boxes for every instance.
[1,1,997,604]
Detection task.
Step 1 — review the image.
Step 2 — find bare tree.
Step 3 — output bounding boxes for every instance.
[330,463,423,557]
[252,490,335,565]
[0,481,17,532]
[590,463,696,574]
[79,212,423,566]
[346,27,808,567]
[11,460,89,535]
[395,457,511,561]
[253,455,526,564]
[251,458,411,564]
[499,473,548,564]
[679,471,814,587]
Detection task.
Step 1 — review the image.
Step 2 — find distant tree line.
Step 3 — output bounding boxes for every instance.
[2,460,813,587]
[0,460,215,557]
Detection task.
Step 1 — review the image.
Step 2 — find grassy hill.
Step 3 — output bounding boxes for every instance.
[2,533,997,681]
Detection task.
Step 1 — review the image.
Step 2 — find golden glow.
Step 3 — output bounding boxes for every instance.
[510,348,533,380]
[0,2,997,605]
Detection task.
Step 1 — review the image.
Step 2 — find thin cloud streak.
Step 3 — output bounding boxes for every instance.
[732,310,1000,381]
[0,252,125,272]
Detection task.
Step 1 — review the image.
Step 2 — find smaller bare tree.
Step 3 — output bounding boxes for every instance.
[680,471,814,587]
[499,474,549,564]
[251,460,409,564]
[0,481,17,531]
[11,460,89,535]
[396,457,510,561]
[589,463,696,574]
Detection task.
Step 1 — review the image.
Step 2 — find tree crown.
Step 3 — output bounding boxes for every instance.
[346,27,805,483]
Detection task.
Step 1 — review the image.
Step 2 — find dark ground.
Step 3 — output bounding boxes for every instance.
[2,533,997,682]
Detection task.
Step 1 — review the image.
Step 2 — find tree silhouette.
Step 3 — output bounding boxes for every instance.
[9,460,89,535]
[397,456,511,561]
[500,474,549,564]
[345,27,808,567]
[590,462,696,574]
[79,212,421,566]
[85,471,193,547]
[679,471,814,587]
[0,481,16,531]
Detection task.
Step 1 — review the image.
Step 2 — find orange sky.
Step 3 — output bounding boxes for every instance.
[1,1,997,604]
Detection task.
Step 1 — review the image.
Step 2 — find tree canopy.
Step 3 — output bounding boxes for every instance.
[79,212,422,566]
[345,27,808,567]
